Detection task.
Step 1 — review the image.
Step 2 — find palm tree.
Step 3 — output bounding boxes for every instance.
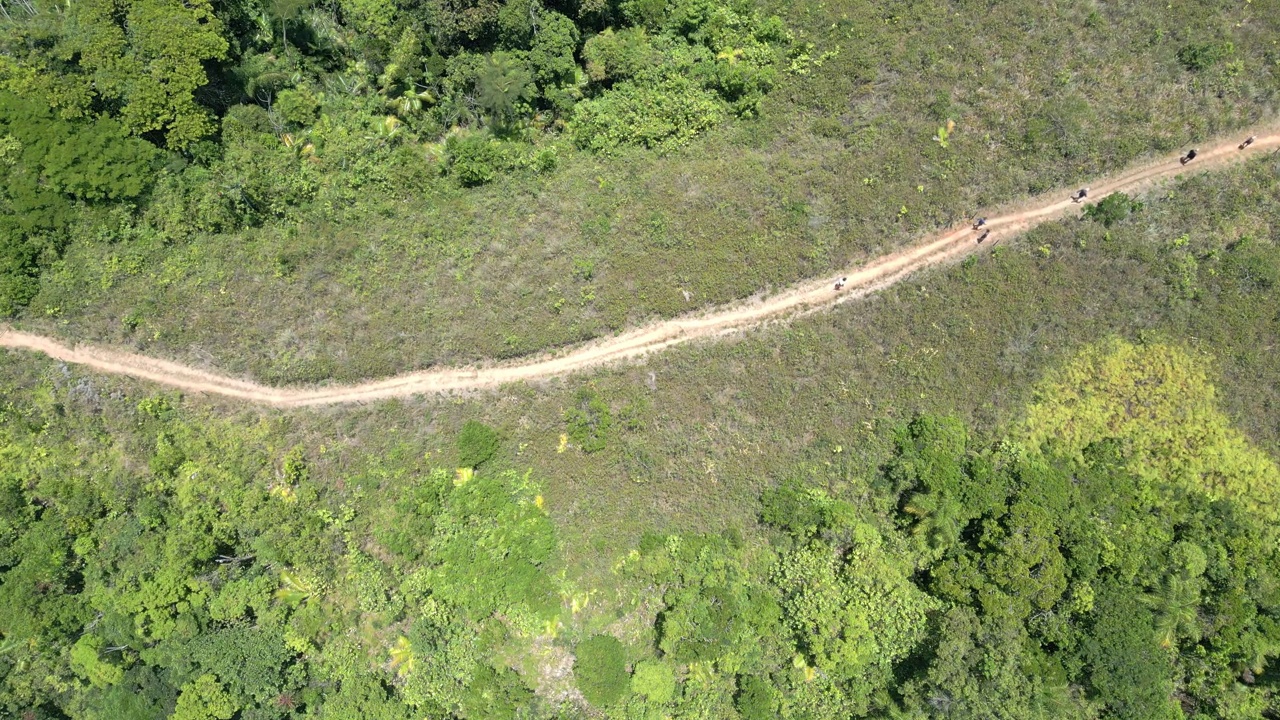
[903,491,964,554]
[269,0,312,51]
[476,54,532,134]
[274,569,314,607]
[389,636,416,676]
[1142,574,1202,649]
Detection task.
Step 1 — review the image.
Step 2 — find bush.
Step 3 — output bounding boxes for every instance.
[457,420,500,468]
[0,91,158,314]
[445,133,517,186]
[275,88,321,128]
[574,635,629,707]
[1082,192,1141,228]
[570,78,725,153]
[565,388,613,453]
[631,660,676,703]
[1177,42,1233,72]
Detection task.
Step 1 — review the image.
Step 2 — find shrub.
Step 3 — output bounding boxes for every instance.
[1177,42,1233,72]
[1082,192,1141,228]
[445,133,517,186]
[461,664,533,720]
[631,660,676,703]
[565,388,613,453]
[569,78,725,153]
[275,88,321,127]
[574,634,629,707]
[457,420,500,468]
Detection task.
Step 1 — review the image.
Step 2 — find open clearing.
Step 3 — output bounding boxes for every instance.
[3,127,1276,407]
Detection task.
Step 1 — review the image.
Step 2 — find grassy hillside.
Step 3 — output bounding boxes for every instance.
[16,0,1280,383]
[3,141,1280,719]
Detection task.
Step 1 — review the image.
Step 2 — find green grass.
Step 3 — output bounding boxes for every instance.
[6,151,1280,587]
[18,0,1280,383]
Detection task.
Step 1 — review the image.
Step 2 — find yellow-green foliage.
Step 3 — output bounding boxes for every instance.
[1023,339,1280,519]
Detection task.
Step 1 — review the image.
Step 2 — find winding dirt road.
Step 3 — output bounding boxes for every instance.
[3,129,1278,407]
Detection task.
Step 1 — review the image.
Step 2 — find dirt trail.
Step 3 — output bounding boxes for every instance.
[3,129,1279,407]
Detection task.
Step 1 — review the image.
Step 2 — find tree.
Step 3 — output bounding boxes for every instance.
[72,0,230,148]
[574,635,629,707]
[171,674,239,720]
[457,420,500,468]
[268,0,312,51]
[631,660,676,704]
[1082,192,1141,228]
[476,53,533,132]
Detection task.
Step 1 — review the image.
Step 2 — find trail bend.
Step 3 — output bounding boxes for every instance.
[3,129,1278,407]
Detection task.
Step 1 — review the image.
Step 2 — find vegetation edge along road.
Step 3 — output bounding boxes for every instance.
[2,128,1278,408]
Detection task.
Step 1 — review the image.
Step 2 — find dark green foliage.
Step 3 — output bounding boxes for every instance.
[445,133,519,187]
[0,92,157,314]
[1081,582,1178,719]
[476,53,534,130]
[570,78,725,153]
[457,420,500,468]
[565,387,613,453]
[0,93,156,203]
[1177,42,1234,72]
[759,476,855,539]
[374,473,448,562]
[1083,192,1142,228]
[461,664,534,720]
[574,635,629,707]
[734,674,778,719]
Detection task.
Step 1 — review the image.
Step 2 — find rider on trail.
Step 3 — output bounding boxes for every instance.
[972,217,987,230]
[1180,148,1198,165]
[1071,188,1089,203]
[1240,136,1256,150]
[834,277,848,290]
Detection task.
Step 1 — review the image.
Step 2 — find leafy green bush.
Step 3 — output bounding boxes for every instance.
[574,635,629,707]
[457,420,500,468]
[1082,192,1142,228]
[570,78,725,153]
[1177,42,1233,72]
[445,133,517,186]
[275,88,321,128]
[631,660,676,703]
[565,388,614,453]
[760,477,855,538]
[461,664,533,720]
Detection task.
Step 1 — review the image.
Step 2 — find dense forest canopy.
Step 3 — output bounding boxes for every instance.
[0,0,793,312]
[3,339,1280,717]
